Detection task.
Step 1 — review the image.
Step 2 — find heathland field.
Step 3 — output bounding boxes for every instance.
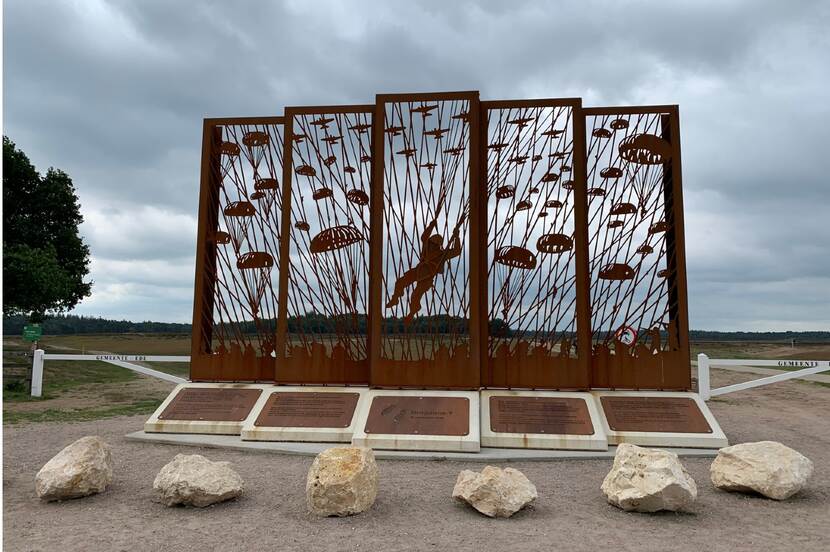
[3,333,829,424]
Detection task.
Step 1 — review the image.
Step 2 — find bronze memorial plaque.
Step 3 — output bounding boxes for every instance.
[254,392,360,428]
[490,396,594,435]
[158,388,262,422]
[600,396,712,433]
[364,396,470,436]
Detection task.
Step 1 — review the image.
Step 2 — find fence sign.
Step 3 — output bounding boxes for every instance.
[22,324,42,342]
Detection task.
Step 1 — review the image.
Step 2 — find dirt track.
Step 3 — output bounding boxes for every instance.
[3,370,829,552]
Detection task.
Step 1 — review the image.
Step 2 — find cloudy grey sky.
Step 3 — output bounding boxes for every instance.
[4,0,829,330]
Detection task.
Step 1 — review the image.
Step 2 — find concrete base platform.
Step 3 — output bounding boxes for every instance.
[351,390,480,452]
[125,430,719,461]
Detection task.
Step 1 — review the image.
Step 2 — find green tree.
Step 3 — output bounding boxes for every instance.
[3,136,92,321]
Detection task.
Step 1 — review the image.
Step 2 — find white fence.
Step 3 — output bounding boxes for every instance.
[28,349,828,400]
[697,353,830,400]
[30,350,189,397]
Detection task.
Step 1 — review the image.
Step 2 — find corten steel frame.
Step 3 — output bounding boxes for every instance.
[368,91,483,389]
[479,99,591,389]
[190,95,691,392]
[582,105,691,390]
[275,105,375,385]
[191,116,285,381]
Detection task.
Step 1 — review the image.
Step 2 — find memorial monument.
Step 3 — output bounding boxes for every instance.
[145,91,727,452]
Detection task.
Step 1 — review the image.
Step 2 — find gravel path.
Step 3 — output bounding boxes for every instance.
[4,372,829,552]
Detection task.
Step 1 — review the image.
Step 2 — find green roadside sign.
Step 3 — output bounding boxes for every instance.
[22,324,42,342]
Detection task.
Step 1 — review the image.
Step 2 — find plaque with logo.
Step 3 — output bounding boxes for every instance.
[364,396,470,436]
[600,396,712,433]
[254,392,360,428]
[490,396,594,435]
[158,388,262,422]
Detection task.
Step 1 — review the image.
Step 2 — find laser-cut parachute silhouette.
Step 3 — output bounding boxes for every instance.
[237,251,274,316]
[241,130,270,169]
[223,200,255,249]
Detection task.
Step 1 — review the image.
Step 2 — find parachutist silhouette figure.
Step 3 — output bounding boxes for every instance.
[386,219,462,323]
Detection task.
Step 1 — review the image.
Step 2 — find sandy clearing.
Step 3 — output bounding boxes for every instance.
[3,370,829,552]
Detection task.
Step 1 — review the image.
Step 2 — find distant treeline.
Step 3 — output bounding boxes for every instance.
[688,330,830,343]
[3,314,829,342]
[2,314,191,335]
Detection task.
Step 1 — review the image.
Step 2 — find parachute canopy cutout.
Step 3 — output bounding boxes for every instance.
[637,244,654,255]
[587,188,606,197]
[254,177,278,191]
[562,180,575,190]
[600,167,623,179]
[495,185,515,199]
[541,172,560,183]
[344,166,357,174]
[250,191,265,201]
[295,221,310,232]
[618,133,671,165]
[242,131,269,148]
[545,199,563,209]
[536,233,573,254]
[237,251,274,270]
[599,263,635,280]
[312,187,334,201]
[516,200,532,211]
[213,231,231,245]
[296,165,317,177]
[323,155,337,166]
[310,225,363,254]
[610,202,637,216]
[220,142,240,156]
[224,201,255,217]
[592,128,612,138]
[346,189,369,206]
[608,220,623,229]
[657,268,670,278]
[494,246,537,269]
[236,251,274,317]
[610,118,629,130]
[648,220,669,234]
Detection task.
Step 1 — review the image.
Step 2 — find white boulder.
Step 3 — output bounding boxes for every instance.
[307,446,378,517]
[601,443,697,512]
[153,454,244,507]
[35,436,113,501]
[710,441,813,500]
[452,465,537,518]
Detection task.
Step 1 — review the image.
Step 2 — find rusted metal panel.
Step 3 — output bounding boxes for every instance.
[190,117,285,382]
[600,396,711,433]
[369,91,482,389]
[363,395,470,436]
[275,105,374,385]
[583,107,691,390]
[480,98,590,389]
[254,391,360,428]
[158,388,262,421]
[489,395,594,435]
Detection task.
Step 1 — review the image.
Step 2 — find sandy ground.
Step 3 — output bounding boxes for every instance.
[3,370,829,552]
